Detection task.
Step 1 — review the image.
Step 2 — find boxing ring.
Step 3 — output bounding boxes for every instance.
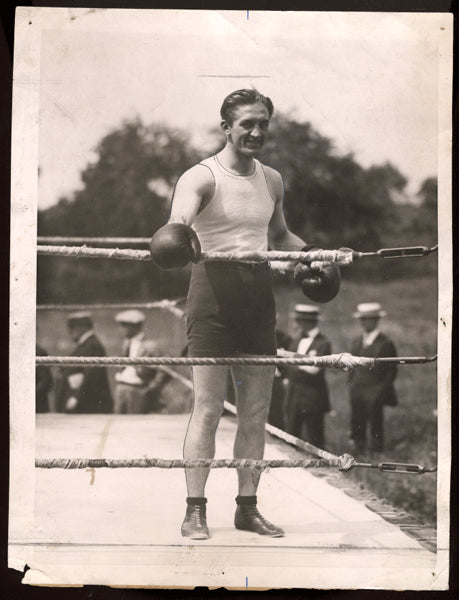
[13,237,445,588]
[27,410,439,588]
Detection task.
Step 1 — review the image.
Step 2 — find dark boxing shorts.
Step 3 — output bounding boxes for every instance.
[186,262,277,357]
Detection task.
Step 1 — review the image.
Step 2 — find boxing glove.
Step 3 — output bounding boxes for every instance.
[149,223,202,270]
[294,245,341,303]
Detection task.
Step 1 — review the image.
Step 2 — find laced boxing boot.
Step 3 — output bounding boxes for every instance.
[181,497,210,540]
[234,495,284,537]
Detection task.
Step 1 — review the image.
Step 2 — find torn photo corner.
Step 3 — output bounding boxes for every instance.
[9,6,452,590]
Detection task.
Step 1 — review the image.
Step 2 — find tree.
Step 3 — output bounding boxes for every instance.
[38,119,202,302]
[417,177,437,209]
[259,114,407,252]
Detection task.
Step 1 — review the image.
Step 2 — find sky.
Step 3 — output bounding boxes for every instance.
[36,9,447,209]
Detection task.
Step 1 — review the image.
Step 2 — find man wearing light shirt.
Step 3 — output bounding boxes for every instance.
[59,311,113,414]
[285,304,332,447]
[348,302,398,453]
[114,310,167,414]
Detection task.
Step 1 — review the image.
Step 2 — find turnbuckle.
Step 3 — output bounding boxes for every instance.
[357,245,438,260]
[353,461,437,474]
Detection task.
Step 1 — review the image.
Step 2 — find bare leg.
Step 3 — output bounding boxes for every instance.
[231,364,275,495]
[183,365,229,496]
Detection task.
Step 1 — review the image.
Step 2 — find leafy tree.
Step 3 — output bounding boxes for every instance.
[259,114,406,252]
[417,177,437,209]
[38,112,423,303]
[38,119,202,302]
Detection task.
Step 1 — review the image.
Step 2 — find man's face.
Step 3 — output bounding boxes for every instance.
[222,103,270,156]
[360,317,379,333]
[120,323,142,339]
[293,318,317,337]
[68,324,88,343]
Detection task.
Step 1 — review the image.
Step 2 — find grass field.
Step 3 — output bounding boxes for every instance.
[37,271,440,526]
[274,273,439,527]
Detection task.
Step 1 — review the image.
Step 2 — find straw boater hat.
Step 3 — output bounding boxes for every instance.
[114,309,146,325]
[67,311,93,326]
[353,302,387,319]
[292,304,321,320]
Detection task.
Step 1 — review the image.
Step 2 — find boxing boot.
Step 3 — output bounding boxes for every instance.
[234,495,284,537]
[181,497,210,540]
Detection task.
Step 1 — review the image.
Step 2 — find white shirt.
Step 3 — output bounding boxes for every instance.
[297,327,321,374]
[77,329,95,345]
[115,332,145,385]
[362,329,380,348]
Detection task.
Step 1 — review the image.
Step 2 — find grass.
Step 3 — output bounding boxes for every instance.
[37,270,440,526]
[273,272,438,526]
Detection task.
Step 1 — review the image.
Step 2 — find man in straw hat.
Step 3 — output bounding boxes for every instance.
[348,302,398,454]
[57,311,113,414]
[114,309,167,414]
[285,304,332,448]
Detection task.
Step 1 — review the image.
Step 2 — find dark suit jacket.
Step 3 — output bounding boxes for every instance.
[61,332,113,413]
[286,332,331,414]
[348,331,398,406]
[36,344,53,412]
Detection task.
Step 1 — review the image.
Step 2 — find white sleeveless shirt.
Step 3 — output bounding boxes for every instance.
[192,155,275,254]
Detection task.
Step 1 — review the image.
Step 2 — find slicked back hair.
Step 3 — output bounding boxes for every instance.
[220,89,274,125]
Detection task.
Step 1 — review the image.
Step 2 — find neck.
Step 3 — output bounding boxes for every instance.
[218,146,255,175]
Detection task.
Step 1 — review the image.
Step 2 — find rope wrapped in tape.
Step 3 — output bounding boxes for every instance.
[35,455,356,471]
[36,352,374,371]
[36,299,185,318]
[37,245,355,267]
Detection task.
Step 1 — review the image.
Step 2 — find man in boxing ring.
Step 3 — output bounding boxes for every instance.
[150,89,341,540]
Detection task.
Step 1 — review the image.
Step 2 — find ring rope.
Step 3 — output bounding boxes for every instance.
[37,244,354,266]
[34,455,436,474]
[37,238,438,259]
[222,398,339,461]
[36,299,185,317]
[37,243,438,266]
[37,353,374,370]
[38,236,152,246]
[36,352,436,371]
[35,455,354,471]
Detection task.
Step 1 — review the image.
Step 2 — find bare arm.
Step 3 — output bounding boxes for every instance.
[168,165,214,226]
[265,167,306,251]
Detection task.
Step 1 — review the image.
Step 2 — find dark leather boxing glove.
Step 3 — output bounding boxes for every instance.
[149,223,201,270]
[294,245,341,303]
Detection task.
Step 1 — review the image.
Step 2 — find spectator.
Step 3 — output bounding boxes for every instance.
[57,311,113,414]
[285,304,332,448]
[267,327,292,430]
[348,302,398,453]
[36,343,53,412]
[114,310,168,414]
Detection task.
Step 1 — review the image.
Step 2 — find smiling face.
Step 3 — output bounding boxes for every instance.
[221,103,270,157]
